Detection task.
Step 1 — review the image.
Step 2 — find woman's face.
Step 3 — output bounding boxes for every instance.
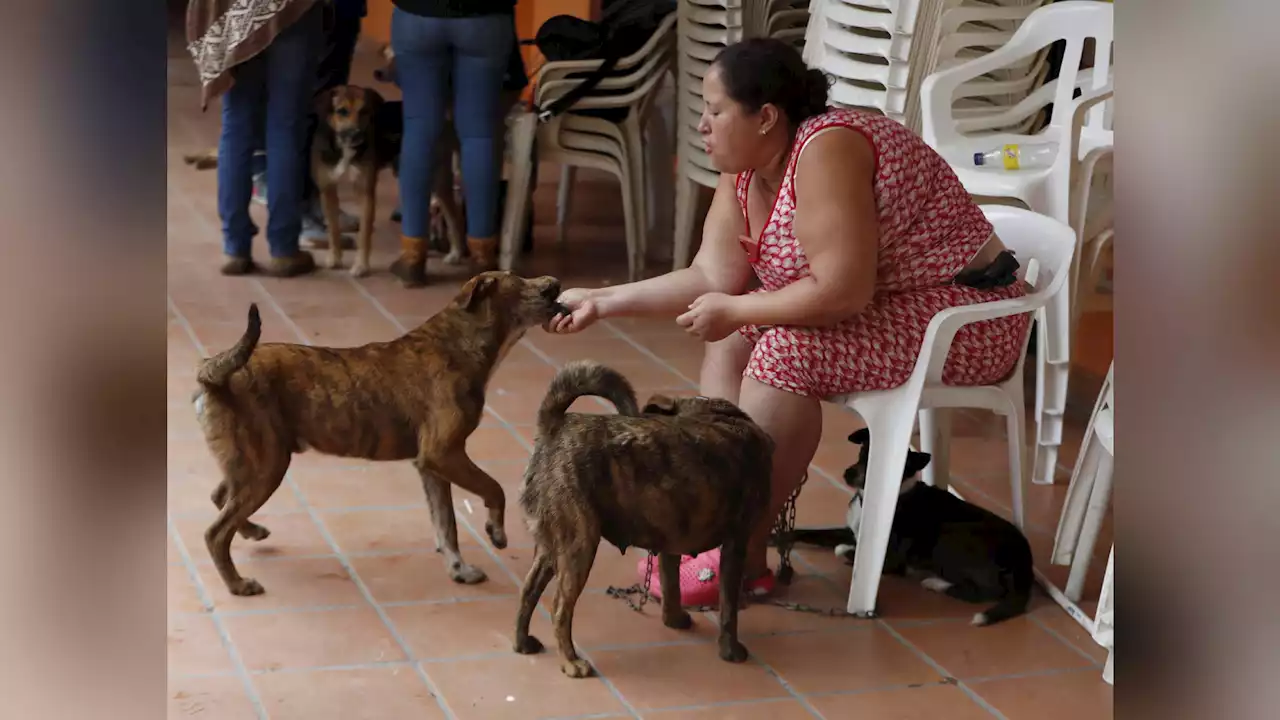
[698,66,766,175]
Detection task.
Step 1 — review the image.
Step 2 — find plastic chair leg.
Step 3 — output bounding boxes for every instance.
[917,408,952,491]
[498,112,537,272]
[846,411,915,616]
[618,161,641,283]
[1005,392,1028,529]
[1052,425,1101,565]
[672,173,699,270]
[556,165,575,247]
[1066,448,1112,602]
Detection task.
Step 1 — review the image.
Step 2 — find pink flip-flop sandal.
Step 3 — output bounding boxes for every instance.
[637,548,776,606]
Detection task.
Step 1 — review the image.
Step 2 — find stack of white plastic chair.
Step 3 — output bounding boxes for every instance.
[752,0,810,47]
[670,0,748,269]
[1044,362,1114,685]
[920,0,1113,487]
[830,205,1076,617]
[498,13,677,281]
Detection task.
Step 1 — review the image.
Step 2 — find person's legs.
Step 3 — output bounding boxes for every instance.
[390,9,451,286]
[699,334,752,403]
[262,3,323,273]
[735,377,823,580]
[450,15,513,269]
[217,54,267,273]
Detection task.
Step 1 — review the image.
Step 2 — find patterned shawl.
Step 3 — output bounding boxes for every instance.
[186,0,319,109]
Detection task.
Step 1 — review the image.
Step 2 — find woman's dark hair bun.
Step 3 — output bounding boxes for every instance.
[713,38,831,128]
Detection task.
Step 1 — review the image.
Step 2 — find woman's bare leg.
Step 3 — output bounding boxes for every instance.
[699,333,752,402]
[736,377,823,579]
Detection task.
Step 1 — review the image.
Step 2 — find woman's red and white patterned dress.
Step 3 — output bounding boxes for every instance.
[734,108,1030,398]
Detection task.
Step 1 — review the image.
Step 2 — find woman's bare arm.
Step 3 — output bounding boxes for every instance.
[588,173,755,318]
[730,128,879,327]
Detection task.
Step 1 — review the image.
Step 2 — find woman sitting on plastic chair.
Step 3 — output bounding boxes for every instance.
[547,38,1031,606]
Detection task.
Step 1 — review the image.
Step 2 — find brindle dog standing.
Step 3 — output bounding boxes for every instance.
[192,272,566,596]
[514,361,774,678]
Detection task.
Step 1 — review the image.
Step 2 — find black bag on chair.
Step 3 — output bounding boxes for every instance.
[529,0,675,121]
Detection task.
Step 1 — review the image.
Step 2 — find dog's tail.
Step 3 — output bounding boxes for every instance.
[197,304,261,390]
[972,568,1034,627]
[537,360,639,437]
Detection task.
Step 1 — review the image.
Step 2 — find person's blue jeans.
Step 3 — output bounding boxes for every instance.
[218,4,322,258]
[391,10,513,240]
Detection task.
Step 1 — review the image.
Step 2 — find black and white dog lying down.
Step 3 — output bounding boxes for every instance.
[789,428,1034,626]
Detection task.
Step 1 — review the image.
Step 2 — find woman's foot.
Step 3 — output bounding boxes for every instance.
[637,548,777,607]
[390,235,428,288]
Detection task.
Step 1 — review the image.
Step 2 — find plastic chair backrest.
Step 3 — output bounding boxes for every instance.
[923,1,1113,146]
[536,12,677,84]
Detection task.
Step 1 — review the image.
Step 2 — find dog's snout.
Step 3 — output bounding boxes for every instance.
[543,281,562,299]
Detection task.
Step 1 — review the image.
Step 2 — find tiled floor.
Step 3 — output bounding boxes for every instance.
[167,39,1113,720]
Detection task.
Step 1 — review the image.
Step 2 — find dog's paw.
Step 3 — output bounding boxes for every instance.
[560,659,594,679]
[449,563,487,585]
[443,249,464,265]
[663,610,694,630]
[921,577,953,594]
[485,522,508,550]
[238,523,271,542]
[349,262,370,278]
[718,638,750,663]
[513,635,544,655]
[229,578,265,596]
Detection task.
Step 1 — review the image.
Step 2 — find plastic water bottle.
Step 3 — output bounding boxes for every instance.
[973,142,1059,170]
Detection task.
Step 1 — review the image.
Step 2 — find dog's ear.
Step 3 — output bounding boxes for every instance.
[904,450,932,479]
[457,274,497,312]
[642,394,678,415]
[362,87,385,110]
[847,428,870,445]
[313,87,335,118]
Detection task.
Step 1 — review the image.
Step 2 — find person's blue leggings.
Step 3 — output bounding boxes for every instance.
[218,4,322,258]
[391,10,513,240]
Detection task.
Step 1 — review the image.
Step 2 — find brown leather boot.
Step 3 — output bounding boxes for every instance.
[467,236,498,271]
[263,251,317,278]
[220,255,256,276]
[390,234,428,288]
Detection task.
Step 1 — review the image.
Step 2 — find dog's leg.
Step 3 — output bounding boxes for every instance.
[319,182,345,270]
[211,479,270,541]
[351,170,375,277]
[658,553,693,630]
[513,547,555,655]
[552,542,597,679]
[432,451,508,550]
[439,193,465,265]
[716,533,751,663]
[416,469,487,584]
[205,465,287,596]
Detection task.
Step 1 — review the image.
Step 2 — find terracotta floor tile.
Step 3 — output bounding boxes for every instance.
[588,643,789,710]
[643,698,817,719]
[895,616,1095,680]
[254,667,446,720]
[807,683,992,719]
[528,335,654,365]
[168,675,258,719]
[971,669,1113,719]
[544,592,719,650]
[174,512,333,564]
[749,626,941,695]
[486,388,555,425]
[423,654,627,720]
[168,477,300,516]
[466,426,531,461]
[168,613,236,676]
[1031,605,1110,664]
[318,506,441,554]
[869,575,989,624]
[348,551,517,604]
[168,564,209,614]
[223,608,405,671]
[290,465,425,509]
[385,597,530,659]
[195,557,365,611]
[736,573,867,637]
[498,543,652,593]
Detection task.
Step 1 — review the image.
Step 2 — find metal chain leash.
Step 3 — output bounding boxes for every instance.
[604,474,871,618]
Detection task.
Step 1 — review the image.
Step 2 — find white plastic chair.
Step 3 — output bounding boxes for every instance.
[829,205,1076,617]
[920,1,1113,487]
[1051,361,1112,601]
[498,13,676,279]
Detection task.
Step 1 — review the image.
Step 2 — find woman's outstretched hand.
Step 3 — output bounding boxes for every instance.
[546,288,599,334]
[677,292,742,342]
